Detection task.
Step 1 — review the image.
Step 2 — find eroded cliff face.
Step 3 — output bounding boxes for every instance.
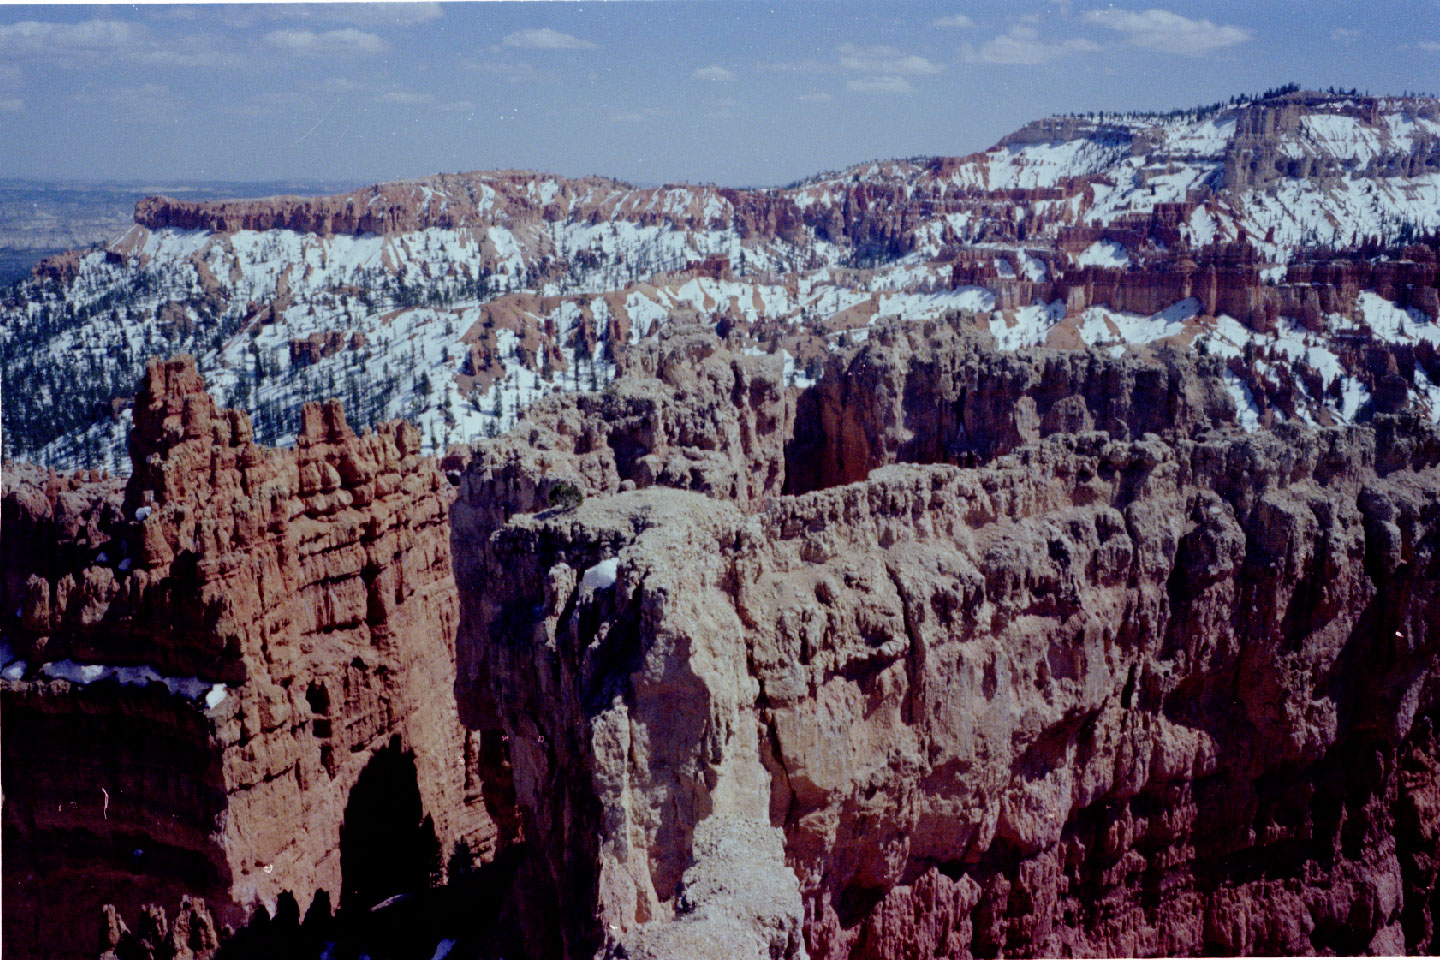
[8,316,1440,959]
[953,241,1440,329]
[445,325,793,547]
[784,320,1234,494]
[450,321,1440,958]
[2,358,493,960]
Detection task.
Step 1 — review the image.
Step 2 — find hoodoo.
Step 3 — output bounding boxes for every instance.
[2,358,494,960]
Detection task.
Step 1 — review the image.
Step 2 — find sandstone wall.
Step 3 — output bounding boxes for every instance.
[9,320,1440,960]
[784,321,1234,494]
[446,325,793,549]
[2,357,494,960]
[950,241,1440,330]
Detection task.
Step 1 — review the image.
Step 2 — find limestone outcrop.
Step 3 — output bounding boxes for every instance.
[449,321,1440,958]
[1,357,493,960]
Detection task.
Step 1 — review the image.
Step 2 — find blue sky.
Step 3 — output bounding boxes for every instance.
[1,1,1438,188]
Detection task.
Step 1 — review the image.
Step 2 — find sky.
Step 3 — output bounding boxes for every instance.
[1,0,1438,189]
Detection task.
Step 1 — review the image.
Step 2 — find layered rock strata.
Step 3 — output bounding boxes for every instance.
[127,94,1440,255]
[7,316,1440,959]
[1,358,493,960]
[784,320,1235,494]
[949,241,1440,327]
[451,322,1440,958]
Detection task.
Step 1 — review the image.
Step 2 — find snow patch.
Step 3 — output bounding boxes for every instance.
[1079,298,1197,346]
[581,558,619,593]
[36,658,230,707]
[1414,367,1440,423]
[1357,292,1440,346]
[1338,376,1371,422]
[989,300,1065,351]
[1222,371,1261,431]
[1076,241,1130,268]
[0,640,23,681]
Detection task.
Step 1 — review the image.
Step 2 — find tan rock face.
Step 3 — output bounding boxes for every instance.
[450,321,1440,959]
[2,357,493,960]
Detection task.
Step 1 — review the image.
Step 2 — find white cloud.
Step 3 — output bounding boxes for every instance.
[932,14,976,28]
[379,90,433,105]
[215,3,442,28]
[143,42,226,68]
[796,91,833,103]
[265,28,387,56]
[0,19,139,59]
[756,58,834,74]
[502,28,596,50]
[319,76,368,94]
[962,26,1098,65]
[692,65,736,82]
[1331,27,1361,41]
[315,3,443,26]
[1419,40,1440,52]
[0,98,21,113]
[763,44,941,82]
[1084,8,1251,55]
[146,7,199,21]
[847,76,914,94]
[838,43,944,75]
[0,18,222,67]
[437,99,474,113]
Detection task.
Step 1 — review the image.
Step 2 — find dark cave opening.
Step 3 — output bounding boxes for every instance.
[339,735,442,915]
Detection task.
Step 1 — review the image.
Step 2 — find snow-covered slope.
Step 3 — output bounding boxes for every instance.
[5,89,1440,471]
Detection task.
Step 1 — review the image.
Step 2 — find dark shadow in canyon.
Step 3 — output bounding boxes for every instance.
[338,735,441,915]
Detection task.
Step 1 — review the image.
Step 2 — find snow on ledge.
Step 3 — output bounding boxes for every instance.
[4,652,233,709]
[1076,241,1131,269]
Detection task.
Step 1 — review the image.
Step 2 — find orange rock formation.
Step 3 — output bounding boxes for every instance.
[1,358,494,960]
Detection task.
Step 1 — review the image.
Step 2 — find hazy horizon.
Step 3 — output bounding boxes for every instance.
[1,0,1438,190]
